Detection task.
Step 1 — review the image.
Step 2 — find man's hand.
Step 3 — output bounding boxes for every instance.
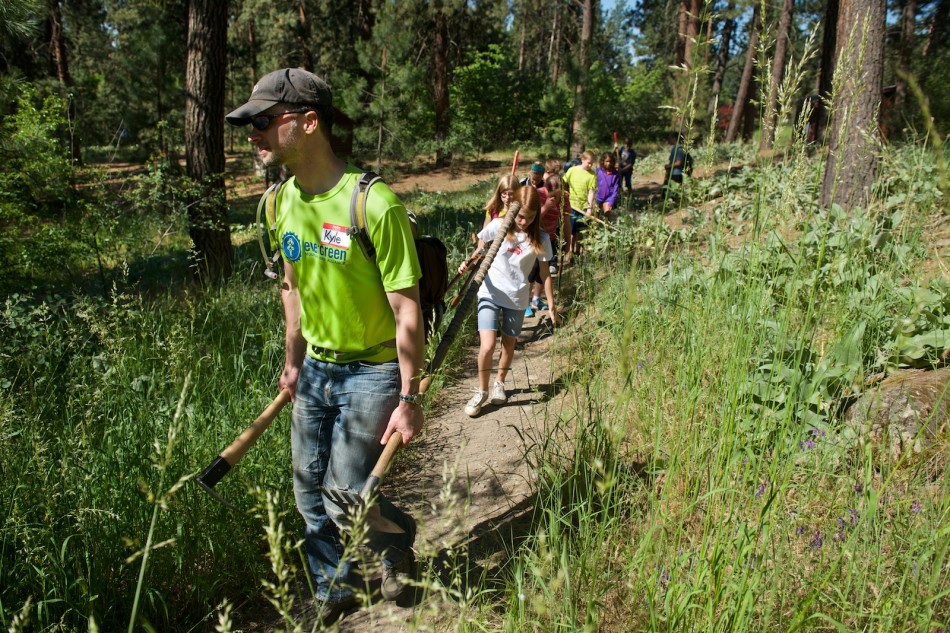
[381,401,423,445]
[278,364,300,401]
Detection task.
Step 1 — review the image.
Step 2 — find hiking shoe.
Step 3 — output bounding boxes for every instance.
[315,591,360,625]
[490,380,507,405]
[380,550,417,602]
[524,305,535,317]
[549,264,557,275]
[465,390,489,417]
[531,297,547,310]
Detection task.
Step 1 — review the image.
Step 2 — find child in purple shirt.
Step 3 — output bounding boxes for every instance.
[596,152,621,216]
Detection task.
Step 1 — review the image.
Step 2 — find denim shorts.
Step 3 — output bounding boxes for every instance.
[477,297,525,337]
[570,209,587,234]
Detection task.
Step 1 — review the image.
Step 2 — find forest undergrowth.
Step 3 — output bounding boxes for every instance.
[1,138,949,631]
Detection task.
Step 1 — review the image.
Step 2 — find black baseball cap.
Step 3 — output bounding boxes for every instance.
[226,68,332,126]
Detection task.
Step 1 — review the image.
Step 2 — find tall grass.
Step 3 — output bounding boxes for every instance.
[469,140,949,630]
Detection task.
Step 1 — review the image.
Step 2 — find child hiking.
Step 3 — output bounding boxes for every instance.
[596,151,621,217]
[458,186,558,418]
[483,174,520,229]
[562,150,597,263]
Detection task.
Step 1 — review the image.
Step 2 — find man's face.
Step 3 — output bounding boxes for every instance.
[530,172,543,187]
[247,106,306,167]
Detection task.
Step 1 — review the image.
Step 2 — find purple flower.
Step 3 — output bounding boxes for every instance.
[912,500,921,514]
[849,508,859,526]
[637,361,643,371]
[796,525,805,536]
[806,439,815,450]
[756,481,767,498]
[853,484,863,493]
[810,530,823,549]
[837,518,845,528]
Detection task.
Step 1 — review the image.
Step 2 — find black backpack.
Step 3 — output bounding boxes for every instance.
[257,172,449,341]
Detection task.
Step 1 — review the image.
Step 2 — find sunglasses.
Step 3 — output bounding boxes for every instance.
[250,108,312,131]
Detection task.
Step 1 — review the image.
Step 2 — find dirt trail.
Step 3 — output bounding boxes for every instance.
[333,312,562,632]
[236,162,666,632]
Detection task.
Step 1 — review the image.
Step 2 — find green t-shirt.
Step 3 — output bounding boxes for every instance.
[274,167,421,363]
[563,165,596,212]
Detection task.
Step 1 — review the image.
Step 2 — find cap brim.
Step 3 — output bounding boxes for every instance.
[225,98,280,126]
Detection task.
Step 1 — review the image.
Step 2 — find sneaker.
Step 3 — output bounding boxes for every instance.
[315,591,360,625]
[524,305,535,317]
[464,390,489,417]
[381,552,416,602]
[532,298,547,310]
[549,264,557,275]
[490,380,507,405]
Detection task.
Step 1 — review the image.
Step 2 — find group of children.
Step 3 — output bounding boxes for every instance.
[459,142,639,418]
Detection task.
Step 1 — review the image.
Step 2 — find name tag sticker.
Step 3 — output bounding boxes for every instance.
[321,223,351,249]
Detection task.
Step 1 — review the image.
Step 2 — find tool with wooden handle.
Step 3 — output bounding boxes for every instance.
[195,389,292,497]
[322,431,405,533]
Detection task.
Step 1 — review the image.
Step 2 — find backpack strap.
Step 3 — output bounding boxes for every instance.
[256,179,286,279]
[347,171,383,261]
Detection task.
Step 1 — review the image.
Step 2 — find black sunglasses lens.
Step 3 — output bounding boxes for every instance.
[251,115,270,131]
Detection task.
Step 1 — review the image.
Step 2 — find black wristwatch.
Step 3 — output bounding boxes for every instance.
[399,393,423,405]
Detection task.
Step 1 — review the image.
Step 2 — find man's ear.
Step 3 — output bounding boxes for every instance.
[302,111,321,135]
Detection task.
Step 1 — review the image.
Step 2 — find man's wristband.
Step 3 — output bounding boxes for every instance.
[399,393,423,405]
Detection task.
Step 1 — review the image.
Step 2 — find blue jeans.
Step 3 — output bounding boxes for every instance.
[292,355,416,601]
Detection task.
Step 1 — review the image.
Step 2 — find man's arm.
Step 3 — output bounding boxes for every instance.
[278,261,308,400]
[382,285,425,445]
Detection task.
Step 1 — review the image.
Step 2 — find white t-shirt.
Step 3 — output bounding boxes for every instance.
[477,219,553,309]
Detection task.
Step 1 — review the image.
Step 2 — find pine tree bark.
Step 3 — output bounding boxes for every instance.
[185,0,232,282]
[759,0,794,152]
[815,0,839,143]
[48,0,81,164]
[297,0,314,72]
[433,4,450,168]
[707,3,736,124]
[725,4,760,143]
[569,0,595,157]
[820,0,885,211]
[922,0,948,58]
[892,0,916,138]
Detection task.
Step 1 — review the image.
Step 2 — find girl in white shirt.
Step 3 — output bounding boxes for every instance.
[457,186,559,417]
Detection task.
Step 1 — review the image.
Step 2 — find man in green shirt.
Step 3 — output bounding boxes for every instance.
[227,68,423,622]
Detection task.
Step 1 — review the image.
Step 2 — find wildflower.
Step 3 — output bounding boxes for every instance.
[637,361,643,371]
[756,481,767,498]
[806,439,815,450]
[837,518,845,528]
[849,508,859,526]
[810,530,823,549]
[912,500,921,514]
[853,484,863,493]
[796,525,805,536]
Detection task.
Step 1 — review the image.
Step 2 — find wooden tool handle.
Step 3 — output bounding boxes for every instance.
[219,389,292,465]
[360,431,403,498]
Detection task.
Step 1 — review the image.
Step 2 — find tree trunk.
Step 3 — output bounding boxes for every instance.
[725,4,760,143]
[815,0,839,143]
[297,0,313,71]
[569,0,595,157]
[185,0,232,282]
[922,0,948,58]
[48,0,81,164]
[549,2,561,82]
[433,5,450,168]
[892,0,916,136]
[820,0,885,211]
[759,0,794,152]
[707,3,736,124]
